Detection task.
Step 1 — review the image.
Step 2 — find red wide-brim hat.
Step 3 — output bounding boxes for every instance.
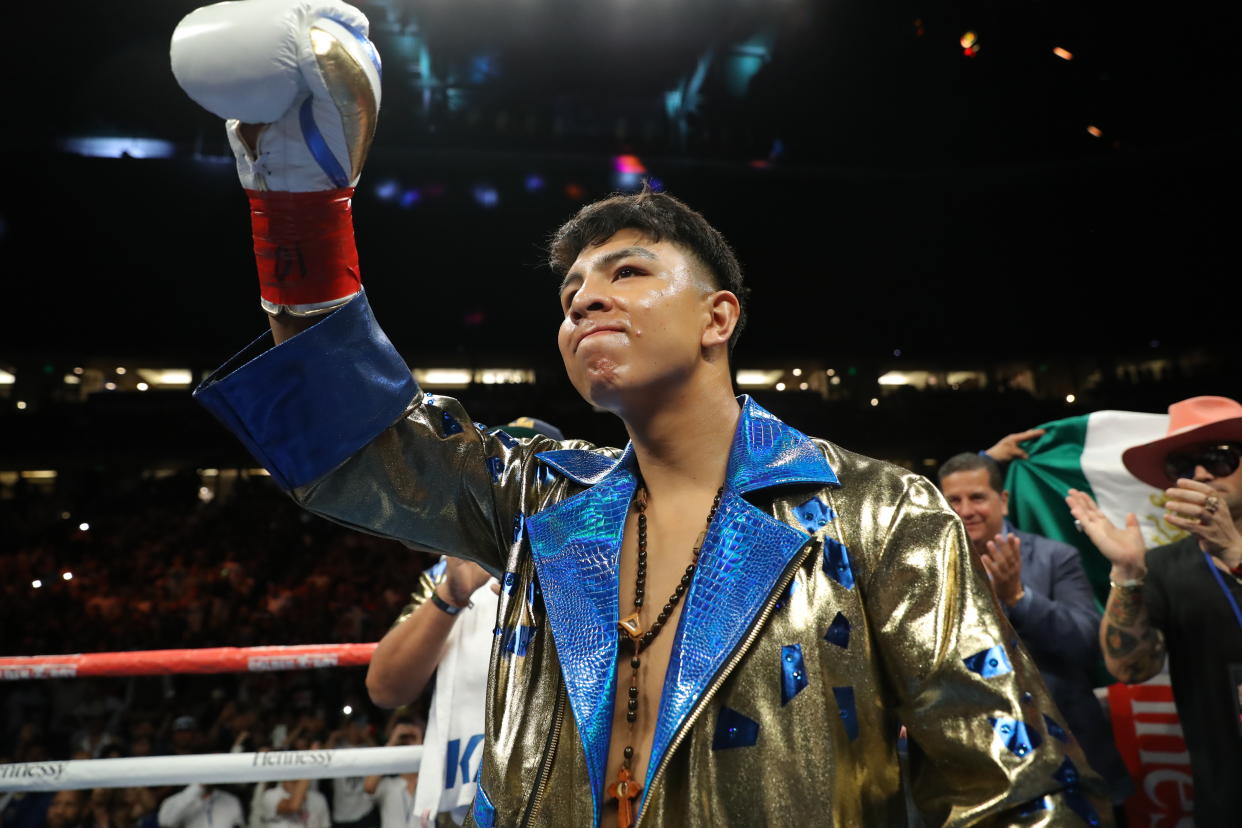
[1121,396,1242,489]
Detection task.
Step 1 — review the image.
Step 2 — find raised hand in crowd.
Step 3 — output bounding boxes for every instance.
[1065,489,1147,578]
[981,532,1025,608]
[985,428,1047,462]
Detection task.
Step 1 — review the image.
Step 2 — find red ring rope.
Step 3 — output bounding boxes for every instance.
[0,643,378,680]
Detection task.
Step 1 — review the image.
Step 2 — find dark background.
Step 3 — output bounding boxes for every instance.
[1,0,1239,462]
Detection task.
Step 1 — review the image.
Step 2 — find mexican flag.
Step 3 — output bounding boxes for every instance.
[1004,410,1189,605]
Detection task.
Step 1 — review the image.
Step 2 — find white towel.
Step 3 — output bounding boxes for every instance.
[413,578,498,826]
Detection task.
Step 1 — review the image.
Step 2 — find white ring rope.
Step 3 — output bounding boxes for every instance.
[0,746,422,792]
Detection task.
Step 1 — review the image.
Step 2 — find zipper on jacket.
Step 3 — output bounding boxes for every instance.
[634,541,816,827]
[520,681,567,827]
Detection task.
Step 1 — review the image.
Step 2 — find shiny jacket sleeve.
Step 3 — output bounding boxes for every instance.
[864,475,1110,826]
[1006,538,1101,668]
[193,292,573,576]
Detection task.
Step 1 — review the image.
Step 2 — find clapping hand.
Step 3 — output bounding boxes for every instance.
[981,533,1025,607]
[1066,488,1146,576]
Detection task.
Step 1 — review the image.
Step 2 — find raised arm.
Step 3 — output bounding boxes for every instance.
[1065,489,1165,683]
[367,558,495,709]
[172,1,586,571]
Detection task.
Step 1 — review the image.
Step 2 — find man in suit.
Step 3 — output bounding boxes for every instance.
[939,452,1132,806]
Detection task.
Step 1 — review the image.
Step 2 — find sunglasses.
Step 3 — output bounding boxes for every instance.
[1164,442,1242,483]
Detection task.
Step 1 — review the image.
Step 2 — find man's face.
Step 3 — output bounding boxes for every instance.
[46,791,83,828]
[557,229,722,411]
[941,468,1009,547]
[1167,440,1242,514]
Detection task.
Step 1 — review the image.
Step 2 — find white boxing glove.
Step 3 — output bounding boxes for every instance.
[170,0,381,192]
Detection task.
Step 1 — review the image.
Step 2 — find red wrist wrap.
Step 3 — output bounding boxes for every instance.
[246,187,361,308]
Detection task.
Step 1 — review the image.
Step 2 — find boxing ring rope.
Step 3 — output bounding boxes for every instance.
[0,747,423,792]
[0,642,425,792]
[0,643,378,680]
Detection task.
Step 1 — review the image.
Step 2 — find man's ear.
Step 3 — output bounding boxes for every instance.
[701,290,740,351]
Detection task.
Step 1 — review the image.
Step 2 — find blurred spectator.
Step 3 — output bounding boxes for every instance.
[259,766,330,828]
[44,790,87,828]
[156,785,243,828]
[363,717,425,828]
[326,711,379,828]
[939,452,1132,805]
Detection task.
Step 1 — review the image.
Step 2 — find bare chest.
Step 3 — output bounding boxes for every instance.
[603,504,716,827]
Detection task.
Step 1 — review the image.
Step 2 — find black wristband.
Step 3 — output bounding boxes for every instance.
[430,590,467,616]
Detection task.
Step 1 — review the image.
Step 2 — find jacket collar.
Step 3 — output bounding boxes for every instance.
[526,397,838,823]
[534,395,839,493]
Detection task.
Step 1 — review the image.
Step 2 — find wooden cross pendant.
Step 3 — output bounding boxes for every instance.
[618,612,643,640]
[607,766,642,828]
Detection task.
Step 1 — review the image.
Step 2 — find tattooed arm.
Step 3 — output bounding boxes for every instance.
[1101,583,1166,683]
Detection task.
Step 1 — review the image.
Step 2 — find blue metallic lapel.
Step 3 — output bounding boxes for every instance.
[535,448,622,486]
[641,397,837,795]
[525,461,636,825]
[727,396,839,493]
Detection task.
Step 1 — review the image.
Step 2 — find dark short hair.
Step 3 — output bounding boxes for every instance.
[938,452,1005,493]
[547,184,750,354]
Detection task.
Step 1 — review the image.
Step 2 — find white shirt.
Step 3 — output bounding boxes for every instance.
[332,775,374,823]
[372,776,419,828]
[158,785,245,828]
[260,785,330,828]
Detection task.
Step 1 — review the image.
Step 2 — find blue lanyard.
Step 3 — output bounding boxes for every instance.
[1202,549,1242,635]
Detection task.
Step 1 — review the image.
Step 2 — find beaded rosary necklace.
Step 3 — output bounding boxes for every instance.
[607,484,724,828]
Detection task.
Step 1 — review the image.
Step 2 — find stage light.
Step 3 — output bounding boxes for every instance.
[792,368,802,377]
[79,523,90,531]
[0,369,13,385]
[73,366,84,375]
[115,367,126,375]
[960,31,979,57]
[799,382,809,390]
[61,137,174,159]
[1086,126,1102,138]
[415,369,472,388]
[565,183,585,200]
[32,580,42,589]
[63,572,74,581]
[64,374,80,385]
[473,186,500,208]
[1066,394,1076,403]
[137,382,149,391]
[735,370,782,388]
[1053,47,1073,61]
[104,382,117,390]
[375,180,400,201]
[400,189,422,208]
[343,705,353,715]
[525,174,545,192]
[826,369,836,377]
[878,372,910,386]
[830,376,841,385]
[893,349,902,357]
[775,382,786,391]
[870,398,880,407]
[137,369,194,387]
[613,155,646,175]
[16,400,26,410]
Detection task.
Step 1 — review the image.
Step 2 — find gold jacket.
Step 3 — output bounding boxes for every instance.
[196,293,1109,827]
